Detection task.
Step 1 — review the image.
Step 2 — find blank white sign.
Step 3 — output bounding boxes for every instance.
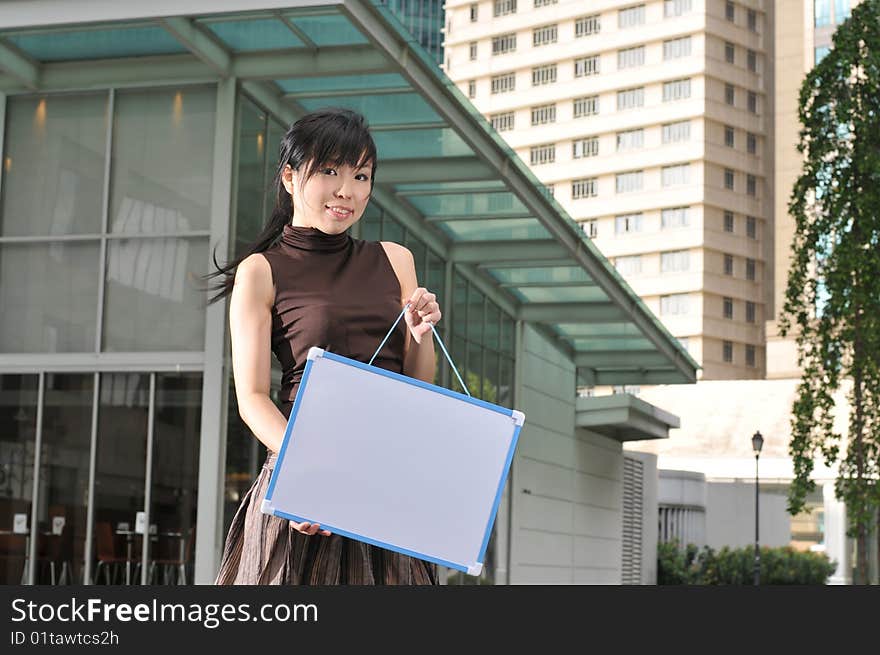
[262,347,524,576]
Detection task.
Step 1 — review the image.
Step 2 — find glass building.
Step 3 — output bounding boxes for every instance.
[0,1,696,585]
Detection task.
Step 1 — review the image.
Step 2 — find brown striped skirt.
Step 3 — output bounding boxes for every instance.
[214,451,438,585]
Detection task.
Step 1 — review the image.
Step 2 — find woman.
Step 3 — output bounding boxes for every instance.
[207,108,441,585]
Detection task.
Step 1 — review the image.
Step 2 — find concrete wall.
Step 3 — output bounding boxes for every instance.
[705,481,790,549]
[510,325,624,584]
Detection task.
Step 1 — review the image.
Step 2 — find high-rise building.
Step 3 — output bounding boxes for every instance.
[444,0,772,380]
[766,0,854,379]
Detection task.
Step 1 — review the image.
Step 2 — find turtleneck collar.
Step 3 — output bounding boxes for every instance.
[281,223,351,253]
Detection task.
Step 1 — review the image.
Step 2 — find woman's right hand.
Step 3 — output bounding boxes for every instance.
[289,520,331,536]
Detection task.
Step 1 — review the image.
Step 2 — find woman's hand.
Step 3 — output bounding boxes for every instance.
[289,520,331,536]
[404,288,442,344]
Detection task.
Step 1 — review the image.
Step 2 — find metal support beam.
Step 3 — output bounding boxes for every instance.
[160,16,231,76]
[574,351,673,368]
[378,157,496,184]
[194,77,236,584]
[451,240,571,264]
[424,212,533,223]
[518,302,629,323]
[0,39,39,89]
[232,46,393,79]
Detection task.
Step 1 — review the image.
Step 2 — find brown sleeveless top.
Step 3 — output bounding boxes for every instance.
[260,224,406,403]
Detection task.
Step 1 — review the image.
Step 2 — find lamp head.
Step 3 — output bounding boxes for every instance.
[752,430,764,455]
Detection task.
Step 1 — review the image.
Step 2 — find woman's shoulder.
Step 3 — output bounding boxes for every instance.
[233,252,275,300]
[376,240,413,266]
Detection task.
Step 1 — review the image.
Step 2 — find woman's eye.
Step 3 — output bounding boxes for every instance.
[356,174,369,181]
[321,168,337,175]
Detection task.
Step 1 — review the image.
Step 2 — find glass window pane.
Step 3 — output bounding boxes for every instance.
[467,284,485,345]
[360,206,382,242]
[483,351,499,404]
[500,315,515,357]
[381,214,405,244]
[1,93,108,236]
[499,357,514,407]
[202,19,304,51]
[148,373,201,584]
[36,373,93,584]
[451,336,468,394]
[0,374,38,584]
[485,301,501,351]
[467,341,484,399]
[0,241,100,352]
[102,237,208,351]
[234,97,268,257]
[110,87,215,234]
[93,372,149,585]
[404,234,427,283]
[224,376,263,535]
[453,274,468,337]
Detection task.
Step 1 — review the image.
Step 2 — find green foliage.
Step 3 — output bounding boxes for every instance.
[657,541,836,585]
[781,0,880,580]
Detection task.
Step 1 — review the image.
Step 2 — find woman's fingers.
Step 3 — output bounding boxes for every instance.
[289,520,330,536]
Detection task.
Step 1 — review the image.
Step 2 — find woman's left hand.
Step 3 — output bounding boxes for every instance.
[404,288,441,345]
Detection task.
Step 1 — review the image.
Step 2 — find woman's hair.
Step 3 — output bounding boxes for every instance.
[204,107,377,304]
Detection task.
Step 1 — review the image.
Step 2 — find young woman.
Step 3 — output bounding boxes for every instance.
[207,108,441,584]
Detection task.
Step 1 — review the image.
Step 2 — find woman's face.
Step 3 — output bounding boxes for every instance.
[283,160,373,234]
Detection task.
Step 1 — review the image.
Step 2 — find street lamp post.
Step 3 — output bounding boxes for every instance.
[752,430,764,586]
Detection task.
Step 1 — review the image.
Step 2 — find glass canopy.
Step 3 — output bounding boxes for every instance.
[0,0,698,385]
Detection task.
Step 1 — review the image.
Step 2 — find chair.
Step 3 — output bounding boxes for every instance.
[0,534,27,585]
[36,527,74,585]
[148,526,195,585]
[93,522,128,585]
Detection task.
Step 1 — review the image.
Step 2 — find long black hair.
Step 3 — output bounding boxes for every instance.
[204,107,377,304]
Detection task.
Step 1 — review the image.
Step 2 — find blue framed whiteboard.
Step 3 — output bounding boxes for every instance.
[261,346,524,576]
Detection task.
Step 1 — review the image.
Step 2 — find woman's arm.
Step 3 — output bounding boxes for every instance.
[228,253,289,454]
[380,242,441,384]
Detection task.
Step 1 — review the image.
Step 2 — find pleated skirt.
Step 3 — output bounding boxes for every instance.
[214,451,438,585]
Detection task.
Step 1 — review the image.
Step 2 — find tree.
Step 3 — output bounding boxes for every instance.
[780,0,880,584]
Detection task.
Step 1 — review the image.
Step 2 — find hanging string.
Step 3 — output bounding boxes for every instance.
[368,303,472,397]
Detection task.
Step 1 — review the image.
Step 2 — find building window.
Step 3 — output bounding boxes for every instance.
[468,80,476,98]
[815,0,832,26]
[724,253,734,276]
[815,45,831,64]
[469,42,478,60]
[661,250,690,272]
[723,296,734,319]
[747,174,757,196]
[493,0,517,17]
[545,183,555,196]
[723,340,734,363]
[530,103,556,125]
[664,0,693,18]
[746,301,756,323]
[664,36,692,59]
[535,0,559,7]
[746,344,756,367]
[747,132,757,154]
[572,177,598,199]
[725,1,735,22]
[662,163,691,186]
[575,14,601,37]
[661,206,690,228]
[747,49,757,72]
[573,136,599,159]
[746,257,756,281]
[662,120,691,143]
[678,337,690,351]
[490,72,516,94]
[573,95,599,117]
[747,8,758,31]
[619,4,646,28]
[663,78,691,101]
[492,33,517,55]
[725,41,735,64]
[725,83,735,106]
[583,219,598,237]
[575,55,600,77]
[661,293,691,315]
[725,125,735,148]
[533,24,558,47]
[748,91,758,114]
[616,128,644,151]
[617,87,645,110]
[724,210,735,233]
[615,213,643,234]
[746,215,757,239]
[724,168,735,190]
[470,3,478,21]
[618,45,646,69]
[530,143,556,165]
[532,63,557,86]
[615,255,643,275]
[490,111,515,132]
[616,170,644,193]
